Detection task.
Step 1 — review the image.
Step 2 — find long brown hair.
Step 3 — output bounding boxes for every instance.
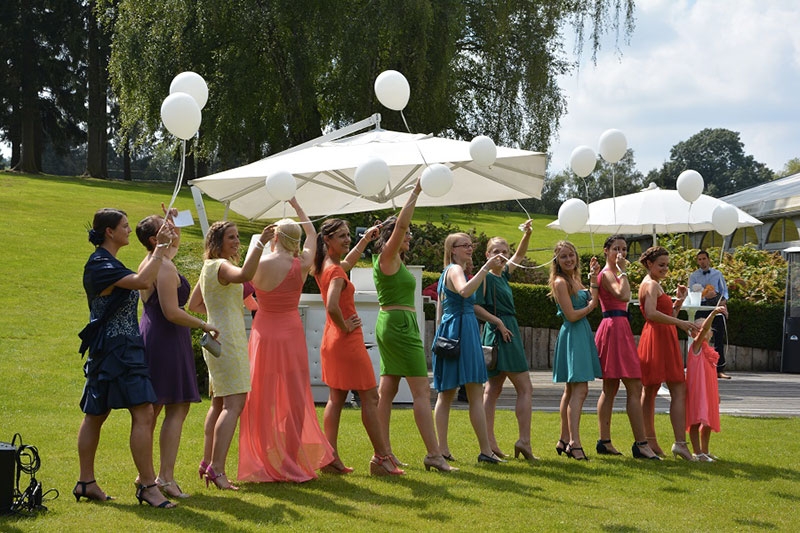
[548,240,581,297]
[313,218,348,274]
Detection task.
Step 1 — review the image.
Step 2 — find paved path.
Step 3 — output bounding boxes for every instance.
[437,371,800,417]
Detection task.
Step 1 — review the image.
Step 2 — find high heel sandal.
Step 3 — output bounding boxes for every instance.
[441,453,456,462]
[596,439,622,455]
[72,480,113,502]
[156,476,190,499]
[632,441,662,460]
[514,441,538,461]
[565,445,588,461]
[204,466,240,490]
[671,441,697,461]
[693,453,714,462]
[424,454,459,472]
[321,457,355,475]
[198,460,209,479]
[477,452,506,464]
[369,455,405,476]
[555,439,568,456]
[491,448,507,459]
[135,483,176,508]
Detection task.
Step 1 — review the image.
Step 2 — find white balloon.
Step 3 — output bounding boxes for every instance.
[598,129,627,163]
[557,198,589,234]
[265,171,296,201]
[374,70,410,111]
[676,169,704,203]
[160,92,201,140]
[354,156,390,196]
[170,71,209,110]
[570,146,596,178]
[420,163,453,197]
[469,135,497,166]
[712,204,738,236]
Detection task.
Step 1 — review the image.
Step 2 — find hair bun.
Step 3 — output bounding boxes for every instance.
[87,228,104,246]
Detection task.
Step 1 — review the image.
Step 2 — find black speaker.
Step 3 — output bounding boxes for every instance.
[0,442,16,514]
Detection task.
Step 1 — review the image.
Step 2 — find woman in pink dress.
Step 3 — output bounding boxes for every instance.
[686,307,725,462]
[593,236,659,460]
[238,198,335,482]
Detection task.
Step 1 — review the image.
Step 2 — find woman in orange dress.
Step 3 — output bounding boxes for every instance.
[637,246,696,461]
[237,198,335,482]
[313,219,403,476]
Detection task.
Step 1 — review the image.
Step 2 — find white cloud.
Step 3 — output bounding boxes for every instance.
[550,0,800,179]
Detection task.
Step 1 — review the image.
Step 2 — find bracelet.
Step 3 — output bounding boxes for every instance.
[199,320,206,330]
[618,272,627,277]
[156,242,170,248]
[590,285,599,289]
[152,255,163,261]
[255,240,265,249]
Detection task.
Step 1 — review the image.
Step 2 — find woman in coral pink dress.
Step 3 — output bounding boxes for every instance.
[686,307,724,462]
[238,198,335,482]
[637,246,696,461]
[313,218,403,476]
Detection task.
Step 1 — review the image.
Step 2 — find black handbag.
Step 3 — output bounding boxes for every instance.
[434,336,461,359]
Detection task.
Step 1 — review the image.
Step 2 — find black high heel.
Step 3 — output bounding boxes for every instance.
[135,483,176,508]
[556,439,568,456]
[72,480,113,502]
[632,441,662,460]
[565,445,588,461]
[442,453,456,462]
[478,452,505,464]
[596,439,622,455]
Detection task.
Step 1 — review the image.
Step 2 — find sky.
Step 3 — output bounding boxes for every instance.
[548,0,800,179]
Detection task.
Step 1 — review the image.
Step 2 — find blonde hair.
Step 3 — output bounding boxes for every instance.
[548,240,581,297]
[486,236,509,253]
[275,218,301,256]
[443,232,471,268]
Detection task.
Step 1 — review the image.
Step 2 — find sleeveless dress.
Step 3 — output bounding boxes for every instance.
[552,290,602,383]
[315,264,376,390]
[686,341,720,432]
[81,247,157,414]
[140,273,201,405]
[637,291,685,386]
[238,258,334,482]
[432,264,487,391]
[594,269,642,379]
[476,267,528,376]
[372,254,427,377]
[197,258,250,397]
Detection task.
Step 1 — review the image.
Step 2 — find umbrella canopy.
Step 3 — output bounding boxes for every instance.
[546,186,762,235]
[189,127,546,220]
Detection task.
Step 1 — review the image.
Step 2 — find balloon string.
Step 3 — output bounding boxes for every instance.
[166,140,186,213]
[400,110,412,134]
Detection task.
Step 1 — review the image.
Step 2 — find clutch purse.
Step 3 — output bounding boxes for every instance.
[200,332,222,358]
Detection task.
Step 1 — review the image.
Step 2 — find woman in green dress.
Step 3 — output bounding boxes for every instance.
[372,178,455,473]
[474,220,537,460]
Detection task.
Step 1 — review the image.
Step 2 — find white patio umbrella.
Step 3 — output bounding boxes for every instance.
[189,115,546,220]
[546,185,762,240]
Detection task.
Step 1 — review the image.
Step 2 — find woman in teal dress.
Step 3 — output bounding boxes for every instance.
[433,233,505,464]
[474,221,536,461]
[549,241,601,461]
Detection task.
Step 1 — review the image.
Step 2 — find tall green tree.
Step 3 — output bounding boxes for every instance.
[645,128,774,197]
[0,0,87,173]
[108,0,635,175]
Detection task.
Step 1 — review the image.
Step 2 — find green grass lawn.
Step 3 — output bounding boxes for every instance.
[1,172,798,531]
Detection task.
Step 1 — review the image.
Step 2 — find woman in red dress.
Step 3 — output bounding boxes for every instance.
[313,219,403,476]
[637,246,696,461]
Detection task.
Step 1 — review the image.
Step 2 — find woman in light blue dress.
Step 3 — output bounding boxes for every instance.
[549,241,601,460]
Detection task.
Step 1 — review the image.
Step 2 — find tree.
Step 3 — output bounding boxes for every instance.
[107,0,635,175]
[778,158,800,179]
[86,0,112,178]
[645,128,774,197]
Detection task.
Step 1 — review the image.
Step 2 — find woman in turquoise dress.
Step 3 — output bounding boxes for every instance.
[474,221,536,461]
[433,232,505,464]
[549,241,601,461]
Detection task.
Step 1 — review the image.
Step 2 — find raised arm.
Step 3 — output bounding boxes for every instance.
[115,219,176,291]
[553,276,597,323]
[380,178,422,275]
[447,255,505,298]
[218,224,276,284]
[506,219,532,275]
[343,225,379,272]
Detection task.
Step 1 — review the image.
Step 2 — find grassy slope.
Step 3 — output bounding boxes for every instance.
[0,172,797,532]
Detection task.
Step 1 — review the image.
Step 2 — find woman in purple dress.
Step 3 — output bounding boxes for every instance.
[137,213,220,498]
